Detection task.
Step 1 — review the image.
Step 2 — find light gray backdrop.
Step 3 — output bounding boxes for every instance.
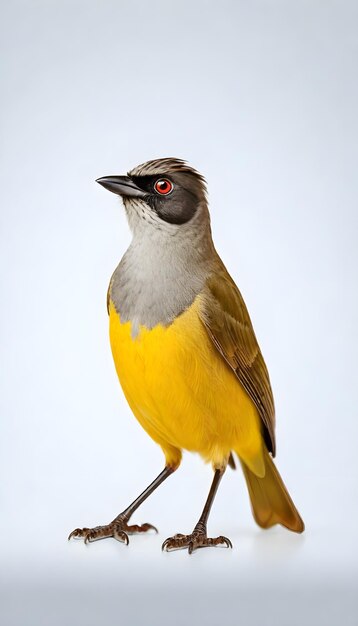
[1,1,357,625]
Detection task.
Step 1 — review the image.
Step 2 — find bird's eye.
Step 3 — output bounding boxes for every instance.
[154,179,173,195]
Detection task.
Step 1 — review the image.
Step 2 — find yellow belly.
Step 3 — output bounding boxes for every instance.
[109,297,264,475]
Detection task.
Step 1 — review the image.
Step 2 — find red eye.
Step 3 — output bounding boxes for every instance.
[154,179,173,195]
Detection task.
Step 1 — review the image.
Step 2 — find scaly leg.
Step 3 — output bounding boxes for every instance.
[162,468,232,554]
[69,466,174,545]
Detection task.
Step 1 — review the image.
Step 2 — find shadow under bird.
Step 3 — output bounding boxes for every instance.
[69,157,304,553]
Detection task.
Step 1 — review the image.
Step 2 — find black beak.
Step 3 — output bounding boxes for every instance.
[96,175,147,198]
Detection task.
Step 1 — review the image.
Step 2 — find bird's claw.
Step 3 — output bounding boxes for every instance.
[68,519,157,545]
[162,531,232,553]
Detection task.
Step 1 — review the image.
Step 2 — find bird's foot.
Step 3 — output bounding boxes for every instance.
[68,516,157,545]
[162,522,232,554]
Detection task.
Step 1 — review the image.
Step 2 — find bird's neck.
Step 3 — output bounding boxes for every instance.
[110,204,216,334]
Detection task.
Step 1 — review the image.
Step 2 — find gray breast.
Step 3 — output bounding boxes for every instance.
[109,211,215,336]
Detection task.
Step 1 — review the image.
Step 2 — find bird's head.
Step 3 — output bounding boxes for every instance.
[96,158,209,233]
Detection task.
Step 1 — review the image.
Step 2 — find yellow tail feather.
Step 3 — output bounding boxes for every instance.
[240,448,305,533]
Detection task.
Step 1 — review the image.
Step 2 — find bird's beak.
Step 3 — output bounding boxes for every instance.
[96,175,147,198]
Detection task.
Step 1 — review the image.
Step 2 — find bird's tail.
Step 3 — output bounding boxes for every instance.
[239,447,305,533]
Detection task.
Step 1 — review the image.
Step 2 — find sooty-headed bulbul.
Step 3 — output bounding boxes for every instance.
[69,158,304,553]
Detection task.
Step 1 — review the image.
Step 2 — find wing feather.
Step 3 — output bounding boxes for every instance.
[199,265,276,455]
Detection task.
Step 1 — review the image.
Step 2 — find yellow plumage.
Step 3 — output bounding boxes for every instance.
[109,296,304,534]
[109,297,265,476]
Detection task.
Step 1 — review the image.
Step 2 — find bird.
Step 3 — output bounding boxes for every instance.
[69,157,304,553]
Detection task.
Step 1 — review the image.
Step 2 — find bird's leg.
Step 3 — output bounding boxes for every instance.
[162,468,232,554]
[69,466,174,545]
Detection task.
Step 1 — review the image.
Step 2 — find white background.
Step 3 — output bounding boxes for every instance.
[1,1,357,625]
